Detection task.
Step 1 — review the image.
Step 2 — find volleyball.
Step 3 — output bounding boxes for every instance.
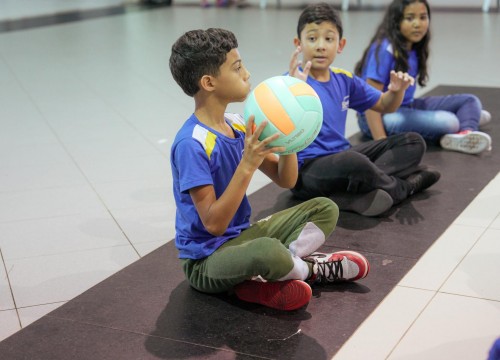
[243,75,323,155]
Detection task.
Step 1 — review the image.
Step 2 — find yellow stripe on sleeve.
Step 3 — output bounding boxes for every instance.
[331,67,353,78]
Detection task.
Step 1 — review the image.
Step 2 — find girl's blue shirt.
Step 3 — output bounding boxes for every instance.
[360,38,419,106]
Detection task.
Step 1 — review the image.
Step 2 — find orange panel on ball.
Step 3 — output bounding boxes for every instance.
[289,82,319,97]
[254,83,296,136]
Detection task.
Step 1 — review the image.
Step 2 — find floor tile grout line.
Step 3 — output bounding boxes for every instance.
[3,242,143,263]
[434,225,491,294]
[15,301,67,311]
[397,284,500,303]
[0,247,22,328]
[383,288,439,359]
[0,202,171,226]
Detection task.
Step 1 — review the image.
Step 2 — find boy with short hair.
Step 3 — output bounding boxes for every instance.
[169,28,369,311]
[288,2,440,217]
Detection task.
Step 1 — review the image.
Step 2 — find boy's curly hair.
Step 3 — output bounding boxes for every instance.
[169,28,238,97]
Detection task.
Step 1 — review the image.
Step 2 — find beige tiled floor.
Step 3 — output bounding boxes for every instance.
[335,174,500,359]
[0,1,499,359]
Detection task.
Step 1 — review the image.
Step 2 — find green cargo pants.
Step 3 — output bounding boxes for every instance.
[181,197,338,293]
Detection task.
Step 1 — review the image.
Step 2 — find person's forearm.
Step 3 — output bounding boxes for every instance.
[201,163,254,236]
[276,153,298,188]
[365,109,387,140]
[259,153,298,189]
[379,89,404,113]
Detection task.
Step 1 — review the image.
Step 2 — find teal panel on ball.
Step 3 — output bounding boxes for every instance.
[243,91,259,123]
[244,92,268,127]
[269,80,305,124]
[281,75,302,86]
[295,95,324,114]
[302,111,323,140]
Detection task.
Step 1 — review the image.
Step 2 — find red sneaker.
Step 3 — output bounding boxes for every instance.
[234,279,312,311]
[304,251,370,284]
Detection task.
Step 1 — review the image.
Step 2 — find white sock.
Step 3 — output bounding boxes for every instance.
[278,254,310,281]
[288,222,325,258]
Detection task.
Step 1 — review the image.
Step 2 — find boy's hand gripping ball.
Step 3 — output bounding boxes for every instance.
[243,76,323,155]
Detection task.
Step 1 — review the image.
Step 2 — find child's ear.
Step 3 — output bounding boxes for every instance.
[199,75,215,92]
[337,38,347,54]
[293,37,301,47]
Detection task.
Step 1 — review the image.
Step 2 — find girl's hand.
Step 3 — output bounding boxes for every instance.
[289,46,311,82]
[242,115,284,171]
[387,70,415,92]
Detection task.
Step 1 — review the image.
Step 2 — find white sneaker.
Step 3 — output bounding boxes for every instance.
[440,130,492,154]
[479,110,492,127]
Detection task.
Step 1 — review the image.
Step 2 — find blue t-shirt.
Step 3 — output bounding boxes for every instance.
[170,113,251,260]
[360,38,418,106]
[296,67,381,167]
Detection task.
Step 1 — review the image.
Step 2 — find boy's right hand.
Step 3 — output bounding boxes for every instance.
[242,116,284,171]
[289,46,311,82]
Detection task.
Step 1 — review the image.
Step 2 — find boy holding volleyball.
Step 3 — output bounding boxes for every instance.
[169,28,369,311]
[288,2,440,216]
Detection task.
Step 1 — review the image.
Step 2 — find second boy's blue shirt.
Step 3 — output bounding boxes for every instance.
[170,113,251,260]
[296,67,381,168]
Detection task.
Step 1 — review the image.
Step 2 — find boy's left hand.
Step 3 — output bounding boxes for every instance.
[289,46,311,82]
[387,70,415,92]
[242,116,284,172]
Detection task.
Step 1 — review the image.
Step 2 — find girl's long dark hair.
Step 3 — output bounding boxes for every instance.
[354,0,431,87]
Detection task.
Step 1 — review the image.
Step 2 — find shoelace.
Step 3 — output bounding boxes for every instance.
[316,257,343,284]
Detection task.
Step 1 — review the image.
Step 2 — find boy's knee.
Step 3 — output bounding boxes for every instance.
[300,196,339,217]
[405,132,427,153]
[404,131,424,143]
[315,197,339,221]
[302,197,338,236]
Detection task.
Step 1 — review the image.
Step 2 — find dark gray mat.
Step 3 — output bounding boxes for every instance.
[252,85,500,258]
[1,86,499,360]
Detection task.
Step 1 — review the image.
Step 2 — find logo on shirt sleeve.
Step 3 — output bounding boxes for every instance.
[342,96,349,111]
